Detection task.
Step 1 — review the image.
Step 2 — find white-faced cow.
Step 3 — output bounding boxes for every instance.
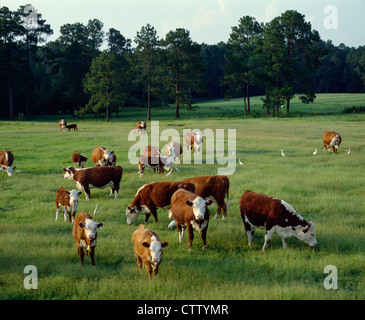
[323,131,342,154]
[165,141,182,163]
[137,155,173,177]
[0,149,15,177]
[91,146,115,167]
[72,212,103,266]
[170,188,213,251]
[239,190,317,251]
[55,187,81,222]
[126,181,195,225]
[134,121,147,135]
[72,152,88,168]
[185,131,203,153]
[63,166,123,200]
[58,119,67,132]
[132,224,168,279]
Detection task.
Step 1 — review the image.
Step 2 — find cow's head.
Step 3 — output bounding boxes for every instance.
[1,165,16,177]
[67,190,82,205]
[186,197,213,221]
[79,218,103,241]
[63,167,74,179]
[102,149,114,164]
[126,205,140,225]
[142,235,168,267]
[297,221,317,247]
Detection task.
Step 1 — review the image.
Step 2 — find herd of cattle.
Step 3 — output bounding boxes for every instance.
[2,124,343,279]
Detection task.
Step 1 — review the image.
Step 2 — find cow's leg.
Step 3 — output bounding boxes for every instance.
[281,237,288,249]
[187,224,194,250]
[67,210,72,223]
[63,208,67,222]
[78,247,85,265]
[243,221,253,247]
[177,224,184,243]
[71,212,75,223]
[262,228,275,251]
[153,264,159,276]
[89,247,95,266]
[135,253,143,270]
[201,221,209,250]
[84,188,90,200]
[149,207,158,223]
[55,205,60,221]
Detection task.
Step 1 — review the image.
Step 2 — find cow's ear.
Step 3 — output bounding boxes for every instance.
[12,166,16,169]
[66,191,71,194]
[97,223,103,230]
[161,242,169,248]
[303,223,311,233]
[142,242,150,248]
[206,199,213,206]
[186,200,193,207]
[79,223,85,228]
[111,151,114,154]
[63,168,67,172]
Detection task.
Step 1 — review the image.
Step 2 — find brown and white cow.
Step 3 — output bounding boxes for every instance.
[0,149,15,177]
[108,153,117,166]
[323,131,342,153]
[91,146,115,167]
[165,141,182,162]
[66,124,78,131]
[63,165,123,200]
[170,188,213,250]
[144,146,161,157]
[181,175,230,219]
[137,155,173,177]
[55,187,81,222]
[126,181,195,225]
[58,119,67,132]
[132,224,168,279]
[134,121,147,135]
[72,152,88,168]
[239,190,317,251]
[185,131,203,153]
[72,212,103,266]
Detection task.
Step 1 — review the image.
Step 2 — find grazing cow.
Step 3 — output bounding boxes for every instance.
[170,188,213,250]
[63,166,123,200]
[144,146,161,157]
[126,181,195,225]
[58,119,67,132]
[134,121,147,135]
[72,152,88,168]
[91,146,115,167]
[181,175,230,219]
[132,224,168,279]
[108,152,117,166]
[66,124,78,131]
[55,187,81,222]
[239,190,317,251]
[323,131,342,153]
[137,155,173,177]
[72,212,103,266]
[185,131,203,153]
[0,149,15,177]
[165,141,182,162]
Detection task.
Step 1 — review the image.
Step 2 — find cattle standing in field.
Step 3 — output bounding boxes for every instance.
[91,146,115,167]
[72,212,103,266]
[170,188,213,250]
[59,119,67,132]
[66,124,78,131]
[108,153,117,166]
[165,141,182,163]
[323,131,342,153]
[181,175,230,219]
[239,190,317,251]
[63,166,123,200]
[137,155,173,177]
[144,146,161,157]
[0,149,15,177]
[126,181,195,225]
[55,187,81,222]
[72,152,88,168]
[132,224,168,279]
[134,121,147,135]
[185,131,203,153]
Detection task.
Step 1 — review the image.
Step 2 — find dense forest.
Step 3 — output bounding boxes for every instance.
[1,5,365,120]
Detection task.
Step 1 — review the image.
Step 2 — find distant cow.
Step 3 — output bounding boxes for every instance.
[138,155,172,177]
[170,188,213,250]
[55,187,81,222]
[165,141,182,163]
[91,146,115,167]
[72,152,88,168]
[0,149,15,177]
[132,224,168,279]
[63,166,123,200]
[108,153,117,166]
[66,124,78,131]
[126,181,195,225]
[239,190,317,251]
[185,131,203,153]
[59,119,67,132]
[134,121,147,135]
[323,131,342,153]
[72,212,103,266]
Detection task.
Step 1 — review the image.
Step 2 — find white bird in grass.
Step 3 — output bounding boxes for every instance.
[238,159,244,166]
[345,148,351,154]
[94,204,98,215]
[281,149,286,157]
[313,149,317,156]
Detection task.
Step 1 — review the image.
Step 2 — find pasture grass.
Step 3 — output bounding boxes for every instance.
[0,94,364,300]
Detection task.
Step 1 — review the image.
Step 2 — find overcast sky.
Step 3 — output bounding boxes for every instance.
[3,0,365,48]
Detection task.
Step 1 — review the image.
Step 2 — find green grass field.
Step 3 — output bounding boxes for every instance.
[0,94,364,300]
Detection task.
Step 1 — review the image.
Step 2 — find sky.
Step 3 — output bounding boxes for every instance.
[2,0,365,48]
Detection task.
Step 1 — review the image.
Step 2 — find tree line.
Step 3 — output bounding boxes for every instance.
[1,6,365,121]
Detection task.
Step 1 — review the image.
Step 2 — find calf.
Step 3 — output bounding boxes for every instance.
[132,224,168,279]
[239,190,317,251]
[66,124,78,131]
[63,165,123,200]
[134,121,147,135]
[58,119,67,132]
[126,181,195,225]
[185,131,203,153]
[72,212,103,266]
[72,152,88,168]
[138,155,172,177]
[55,187,81,222]
[0,149,15,177]
[170,188,213,250]
[323,131,342,153]
[91,146,115,167]
[181,175,230,219]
